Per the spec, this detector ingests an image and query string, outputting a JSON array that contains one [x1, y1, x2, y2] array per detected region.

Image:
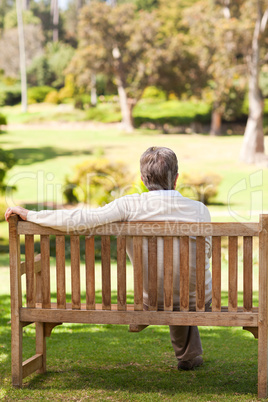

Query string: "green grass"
[[0, 262, 260, 401], [0, 109, 266, 399]]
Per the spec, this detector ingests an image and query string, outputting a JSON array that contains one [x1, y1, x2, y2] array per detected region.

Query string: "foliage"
[[0, 113, 7, 131], [142, 86, 167, 100], [183, 0, 248, 121], [86, 103, 122, 123], [74, 94, 91, 110], [0, 197, 7, 221], [178, 172, 222, 205], [0, 83, 21, 106], [0, 148, 16, 194], [0, 25, 44, 78], [63, 158, 134, 206], [133, 99, 211, 127], [44, 90, 60, 104], [27, 42, 75, 88], [4, 8, 41, 28], [27, 86, 54, 104], [58, 74, 75, 102]]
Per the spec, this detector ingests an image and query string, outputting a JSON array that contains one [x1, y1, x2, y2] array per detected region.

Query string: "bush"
[[86, 103, 121, 123], [44, 90, 60, 104], [27, 86, 54, 103], [0, 149, 17, 194], [0, 85, 21, 106], [58, 74, 75, 102], [178, 172, 222, 205], [0, 197, 7, 222], [0, 113, 7, 131], [63, 158, 133, 206], [133, 100, 211, 127], [142, 86, 166, 100], [74, 94, 91, 110]]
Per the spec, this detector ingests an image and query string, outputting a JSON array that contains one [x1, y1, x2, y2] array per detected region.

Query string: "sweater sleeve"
[[27, 198, 127, 232]]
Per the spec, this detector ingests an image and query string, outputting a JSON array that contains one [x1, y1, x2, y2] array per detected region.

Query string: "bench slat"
[[243, 236, 253, 312], [17, 220, 260, 237], [85, 236, 95, 310], [56, 236, 66, 309], [133, 236, 143, 311], [164, 237, 173, 311], [40, 235, 50, 309], [101, 236, 111, 310], [228, 236, 238, 312], [25, 235, 35, 308], [196, 237, 206, 312], [70, 235, 81, 310], [20, 307, 259, 327], [117, 236, 126, 311], [148, 237, 158, 311], [212, 236, 221, 312], [180, 236, 189, 311]]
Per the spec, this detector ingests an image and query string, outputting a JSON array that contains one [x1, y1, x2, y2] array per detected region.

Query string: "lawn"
[[0, 118, 267, 400]]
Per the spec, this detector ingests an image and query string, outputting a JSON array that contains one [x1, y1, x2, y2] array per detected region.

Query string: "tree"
[[184, 0, 247, 135], [50, 0, 59, 42], [16, 0, 28, 112], [240, 0, 268, 164], [69, 3, 160, 131], [0, 24, 44, 78]]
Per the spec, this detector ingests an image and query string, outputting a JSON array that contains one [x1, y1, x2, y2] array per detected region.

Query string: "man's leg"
[[169, 325, 203, 369]]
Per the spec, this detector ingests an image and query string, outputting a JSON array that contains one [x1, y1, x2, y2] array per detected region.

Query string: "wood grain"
[[164, 237, 173, 311], [85, 236, 95, 310]]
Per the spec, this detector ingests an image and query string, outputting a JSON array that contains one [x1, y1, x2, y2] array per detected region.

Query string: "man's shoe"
[[177, 356, 203, 371]]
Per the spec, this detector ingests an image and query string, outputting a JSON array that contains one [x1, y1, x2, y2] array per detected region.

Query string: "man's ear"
[[141, 175, 144, 183], [174, 173, 179, 189]]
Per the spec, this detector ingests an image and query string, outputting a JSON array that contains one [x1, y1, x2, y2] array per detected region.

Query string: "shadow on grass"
[[23, 325, 258, 398], [12, 146, 91, 166]]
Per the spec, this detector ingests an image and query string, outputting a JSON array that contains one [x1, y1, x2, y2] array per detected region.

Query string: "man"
[[5, 146, 212, 370]]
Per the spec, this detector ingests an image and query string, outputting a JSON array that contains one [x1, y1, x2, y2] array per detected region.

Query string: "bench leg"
[[11, 321, 23, 387], [36, 322, 46, 374]]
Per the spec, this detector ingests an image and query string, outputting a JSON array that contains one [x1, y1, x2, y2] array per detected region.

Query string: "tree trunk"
[[210, 109, 222, 136], [117, 80, 134, 132], [51, 0, 59, 42], [240, 1, 266, 164], [22, 0, 30, 10], [112, 46, 134, 132], [16, 0, 27, 113], [91, 74, 97, 106]]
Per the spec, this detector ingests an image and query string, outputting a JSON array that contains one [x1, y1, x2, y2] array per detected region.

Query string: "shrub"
[[0, 113, 7, 132], [58, 74, 75, 102], [27, 86, 54, 103], [0, 149, 17, 194], [178, 172, 222, 205], [86, 103, 121, 123], [74, 94, 91, 110], [0, 85, 21, 106], [0, 197, 7, 222], [133, 100, 211, 127], [142, 86, 166, 100], [63, 158, 133, 206], [44, 90, 60, 104]]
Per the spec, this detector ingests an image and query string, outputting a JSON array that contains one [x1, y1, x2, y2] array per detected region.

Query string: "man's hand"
[[5, 206, 29, 222]]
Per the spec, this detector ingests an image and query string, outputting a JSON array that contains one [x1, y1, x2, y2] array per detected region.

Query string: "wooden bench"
[[8, 214, 268, 398]]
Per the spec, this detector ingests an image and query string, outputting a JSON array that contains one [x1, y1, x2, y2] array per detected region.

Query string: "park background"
[[0, 0, 268, 400]]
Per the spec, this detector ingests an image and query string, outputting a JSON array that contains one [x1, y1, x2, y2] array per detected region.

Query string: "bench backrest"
[[9, 214, 268, 322]]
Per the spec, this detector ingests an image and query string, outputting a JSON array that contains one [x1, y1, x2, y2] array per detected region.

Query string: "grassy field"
[[0, 116, 267, 400]]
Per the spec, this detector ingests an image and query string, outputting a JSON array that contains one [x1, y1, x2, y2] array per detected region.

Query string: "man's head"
[[140, 147, 178, 191]]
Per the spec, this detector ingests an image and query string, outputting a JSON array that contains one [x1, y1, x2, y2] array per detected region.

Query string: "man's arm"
[[5, 198, 127, 232]]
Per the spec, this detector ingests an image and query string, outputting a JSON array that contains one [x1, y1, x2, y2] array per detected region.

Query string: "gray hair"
[[140, 147, 178, 191]]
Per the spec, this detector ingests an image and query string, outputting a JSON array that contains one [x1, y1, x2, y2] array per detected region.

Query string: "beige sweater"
[[27, 190, 212, 309]]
